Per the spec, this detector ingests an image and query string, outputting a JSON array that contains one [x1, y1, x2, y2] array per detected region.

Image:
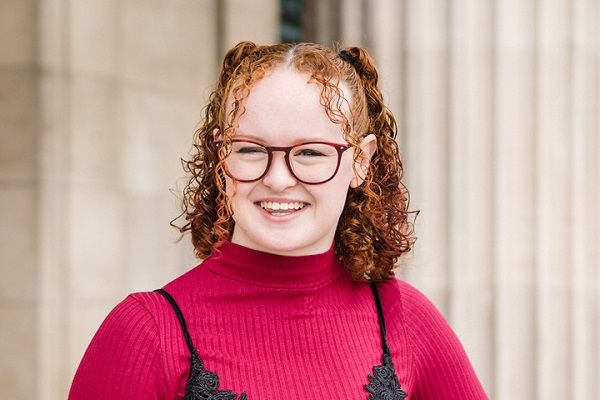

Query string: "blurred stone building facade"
[[1, 1, 598, 399]]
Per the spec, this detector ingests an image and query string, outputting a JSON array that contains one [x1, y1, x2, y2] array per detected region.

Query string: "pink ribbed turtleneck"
[[69, 241, 488, 399]]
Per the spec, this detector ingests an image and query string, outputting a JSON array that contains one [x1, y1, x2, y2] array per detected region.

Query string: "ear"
[[350, 134, 377, 188]]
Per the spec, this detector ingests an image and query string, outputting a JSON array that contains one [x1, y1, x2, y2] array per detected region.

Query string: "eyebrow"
[[233, 133, 341, 144]]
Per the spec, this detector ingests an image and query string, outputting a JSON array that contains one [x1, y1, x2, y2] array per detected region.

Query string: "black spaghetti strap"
[[369, 282, 391, 356], [365, 282, 408, 399], [154, 288, 196, 356], [153, 285, 402, 399], [154, 288, 249, 400]]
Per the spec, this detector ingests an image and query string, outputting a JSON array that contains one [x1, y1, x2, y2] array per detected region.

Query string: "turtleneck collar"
[[202, 240, 345, 289]]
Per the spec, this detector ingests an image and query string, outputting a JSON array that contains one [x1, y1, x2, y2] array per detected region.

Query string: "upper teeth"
[[259, 201, 305, 210]]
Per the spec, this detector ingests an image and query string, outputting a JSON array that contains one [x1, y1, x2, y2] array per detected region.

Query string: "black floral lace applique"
[[184, 349, 247, 400], [157, 285, 408, 400], [364, 352, 408, 400], [153, 289, 247, 400]]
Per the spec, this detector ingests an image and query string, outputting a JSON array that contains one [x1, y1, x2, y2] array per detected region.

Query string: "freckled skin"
[[226, 67, 375, 256]]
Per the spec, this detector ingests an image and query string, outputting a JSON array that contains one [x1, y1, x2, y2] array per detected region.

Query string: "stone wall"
[[1, 1, 599, 399]]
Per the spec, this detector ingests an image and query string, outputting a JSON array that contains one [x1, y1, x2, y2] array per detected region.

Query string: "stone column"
[[403, 0, 452, 315], [34, 1, 279, 398], [571, 0, 599, 398], [0, 1, 40, 398], [494, 1, 538, 398], [449, 0, 495, 392], [336, 1, 599, 399], [536, 0, 573, 397]]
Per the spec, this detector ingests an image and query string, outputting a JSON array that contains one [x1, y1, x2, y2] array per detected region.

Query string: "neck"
[[202, 240, 345, 289]]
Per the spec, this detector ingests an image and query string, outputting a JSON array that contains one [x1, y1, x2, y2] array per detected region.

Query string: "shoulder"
[[95, 262, 214, 345], [374, 278, 454, 351], [376, 277, 440, 320], [97, 291, 179, 335], [377, 278, 460, 351], [93, 293, 164, 342], [86, 291, 181, 361], [377, 278, 489, 398], [69, 293, 171, 399]]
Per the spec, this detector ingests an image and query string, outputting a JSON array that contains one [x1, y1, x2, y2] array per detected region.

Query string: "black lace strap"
[[365, 282, 408, 399], [154, 289, 249, 400], [369, 282, 391, 356], [154, 289, 196, 356]]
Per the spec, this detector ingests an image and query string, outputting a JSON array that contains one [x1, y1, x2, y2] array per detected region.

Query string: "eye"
[[294, 148, 326, 157], [236, 146, 267, 154]]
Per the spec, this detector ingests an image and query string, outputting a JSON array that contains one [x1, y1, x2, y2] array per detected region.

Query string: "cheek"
[[225, 178, 246, 215], [313, 175, 352, 213]]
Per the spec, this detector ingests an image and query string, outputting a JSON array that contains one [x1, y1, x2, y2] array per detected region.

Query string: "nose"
[[261, 152, 297, 191]]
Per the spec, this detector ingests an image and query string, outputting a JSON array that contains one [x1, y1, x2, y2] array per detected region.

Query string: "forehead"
[[232, 67, 351, 144]]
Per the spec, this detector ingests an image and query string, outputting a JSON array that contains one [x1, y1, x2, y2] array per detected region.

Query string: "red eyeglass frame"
[[216, 139, 351, 184]]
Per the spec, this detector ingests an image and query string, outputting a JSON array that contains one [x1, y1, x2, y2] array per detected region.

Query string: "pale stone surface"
[[494, 1, 538, 399], [117, 85, 204, 289], [0, 187, 38, 301], [69, 75, 120, 187], [67, 298, 121, 379], [449, 0, 495, 392], [402, 0, 451, 313], [70, 0, 120, 77], [572, 2, 600, 398], [0, 4, 40, 400], [37, 151, 71, 400], [121, 0, 218, 97], [0, 304, 37, 399], [536, 1, 573, 397], [123, 191, 195, 293], [68, 187, 126, 300], [118, 85, 202, 196], [0, 68, 39, 182], [366, 0, 404, 120], [223, 0, 279, 49], [0, 0, 38, 66], [39, 0, 69, 71], [340, 0, 365, 47], [0, 0, 597, 399]]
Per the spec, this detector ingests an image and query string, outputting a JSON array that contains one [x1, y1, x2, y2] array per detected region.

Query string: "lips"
[[254, 200, 310, 217], [258, 201, 306, 211]]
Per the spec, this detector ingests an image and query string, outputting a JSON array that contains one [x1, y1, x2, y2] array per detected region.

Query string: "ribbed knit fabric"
[[69, 241, 488, 399]]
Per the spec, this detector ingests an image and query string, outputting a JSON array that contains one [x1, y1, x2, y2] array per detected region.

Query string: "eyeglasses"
[[217, 139, 351, 184]]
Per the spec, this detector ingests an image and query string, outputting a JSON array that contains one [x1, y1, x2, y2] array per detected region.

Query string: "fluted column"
[[403, 0, 451, 313], [222, 0, 279, 50], [449, 0, 495, 393], [0, 0, 40, 398], [365, 0, 404, 124], [571, 1, 599, 399], [340, 0, 365, 47], [37, 0, 71, 397], [536, 0, 573, 397], [494, 1, 538, 398], [34, 1, 279, 399], [3, 1, 599, 399]]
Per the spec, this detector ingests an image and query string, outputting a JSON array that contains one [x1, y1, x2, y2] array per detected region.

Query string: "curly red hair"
[[173, 41, 417, 282]]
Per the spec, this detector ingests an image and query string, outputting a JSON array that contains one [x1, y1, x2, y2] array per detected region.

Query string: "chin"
[[255, 237, 314, 256], [234, 226, 326, 256], [266, 233, 336, 256]]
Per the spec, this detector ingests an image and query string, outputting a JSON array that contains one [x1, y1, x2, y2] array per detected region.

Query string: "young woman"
[[69, 41, 488, 399]]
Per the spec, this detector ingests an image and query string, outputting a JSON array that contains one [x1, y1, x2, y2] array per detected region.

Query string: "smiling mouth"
[[256, 201, 308, 216]]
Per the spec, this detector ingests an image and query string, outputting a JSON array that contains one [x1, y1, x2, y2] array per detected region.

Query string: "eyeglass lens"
[[224, 141, 341, 183]]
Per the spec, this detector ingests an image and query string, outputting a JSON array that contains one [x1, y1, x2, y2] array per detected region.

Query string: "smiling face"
[[223, 67, 374, 256]]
